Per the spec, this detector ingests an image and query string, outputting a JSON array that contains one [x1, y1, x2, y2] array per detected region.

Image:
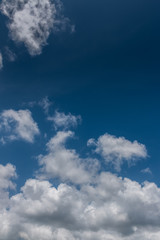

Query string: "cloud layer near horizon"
[[1, 165, 160, 240], [0, 107, 159, 240]]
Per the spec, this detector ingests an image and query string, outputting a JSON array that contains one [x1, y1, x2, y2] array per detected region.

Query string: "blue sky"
[[0, 0, 160, 239]]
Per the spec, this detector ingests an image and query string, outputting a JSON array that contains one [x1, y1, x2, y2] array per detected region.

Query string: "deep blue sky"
[[0, 0, 160, 186], [1, 1, 160, 239]]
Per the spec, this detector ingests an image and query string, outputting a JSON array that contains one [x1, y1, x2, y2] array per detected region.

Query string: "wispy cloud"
[[0, 109, 40, 143], [48, 110, 82, 130], [141, 167, 152, 174], [88, 133, 147, 171], [4, 47, 16, 62], [0, 52, 3, 70], [38, 96, 52, 115]]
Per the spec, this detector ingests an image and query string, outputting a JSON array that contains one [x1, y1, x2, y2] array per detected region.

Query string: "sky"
[[0, 0, 160, 239]]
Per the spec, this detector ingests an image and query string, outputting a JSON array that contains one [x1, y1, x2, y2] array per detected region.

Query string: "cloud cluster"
[[0, 109, 40, 143], [0, 0, 69, 56], [1, 171, 160, 239], [88, 133, 147, 171], [0, 107, 159, 240]]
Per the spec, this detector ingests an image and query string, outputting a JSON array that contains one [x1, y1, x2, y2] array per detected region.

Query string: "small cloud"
[[0, 52, 3, 70], [88, 133, 147, 171], [141, 167, 152, 175], [38, 96, 52, 115], [48, 110, 82, 130], [0, 109, 40, 143], [4, 47, 16, 62], [23, 97, 52, 114]]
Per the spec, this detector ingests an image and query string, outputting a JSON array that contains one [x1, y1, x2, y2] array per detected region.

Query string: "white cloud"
[[0, 163, 16, 211], [1, 173, 160, 239], [38, 131, 98, 184], [0, 109, 158, 240], [0, 0, 69, 56], [0, 52, 3, 70], [48, 111, 82, 130], [0, 163, 17, 190], [141, 167, 152, 174], [0, 109, 40, 143], [88, 133, 147, 171]]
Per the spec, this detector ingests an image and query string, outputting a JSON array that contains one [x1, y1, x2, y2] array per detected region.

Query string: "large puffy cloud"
[[0, 109, 40, 143], [88, 133, 147, 171], [1, 173, 160, 239], [0, 108, 158, 240], [0, 0, 69, 56], [38, 130, 99, 184]]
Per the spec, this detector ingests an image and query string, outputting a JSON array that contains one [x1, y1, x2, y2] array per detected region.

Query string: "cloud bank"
[[1, 169, 160, 239], [0, 108, 159, 240]]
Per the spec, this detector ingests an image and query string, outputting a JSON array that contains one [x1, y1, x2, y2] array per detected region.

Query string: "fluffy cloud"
[[88, 133, 147, 171], [1, 173, 160, 239], [0, 163, 17, 190], [0, 0, 69, 56], [0, 163, 16, 210], [38, 130, 98, 184], [0, 109, 40, 143], [48, 111, 82, 130], [0, 52, 3, 70], [0, 108, 158, 240]]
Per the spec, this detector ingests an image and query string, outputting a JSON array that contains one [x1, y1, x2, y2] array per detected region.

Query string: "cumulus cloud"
[[0, 52, 3, 69], [38, 130, 99, 184], [0, 108, 158, 240], [48, 110, 82, 130], [0, 163, 16, 210], [0, 163, 17, 190], [1, 173, 160, 239], [0, 109, 40, 143], [88, 133, 147, 171], [0, 0, 70, 56]]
